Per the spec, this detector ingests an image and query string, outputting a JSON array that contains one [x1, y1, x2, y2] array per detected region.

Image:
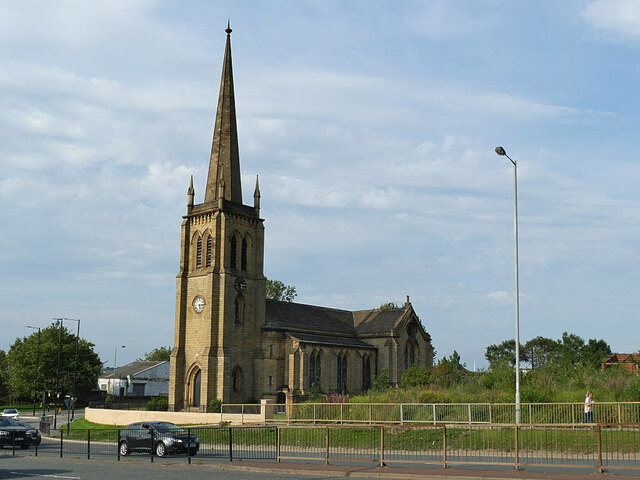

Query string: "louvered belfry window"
[[196, 237, 203, 268], [206, 236, 212, 267]]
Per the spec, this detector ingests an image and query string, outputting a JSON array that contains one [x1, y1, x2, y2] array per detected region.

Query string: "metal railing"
[[7, 423, 639, 474], [277, 402, 640, 425]]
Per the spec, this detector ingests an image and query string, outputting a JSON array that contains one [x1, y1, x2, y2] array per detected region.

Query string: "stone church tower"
[[169, 25, 266, 409]]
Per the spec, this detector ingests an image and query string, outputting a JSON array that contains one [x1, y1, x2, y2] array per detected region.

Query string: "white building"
[[98, 361, 169, 397]]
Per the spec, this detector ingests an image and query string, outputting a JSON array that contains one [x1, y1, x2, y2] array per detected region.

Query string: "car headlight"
[[0, 431, 9, 436]]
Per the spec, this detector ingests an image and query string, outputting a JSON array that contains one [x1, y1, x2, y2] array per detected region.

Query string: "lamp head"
[[495, 146, 506, 156]]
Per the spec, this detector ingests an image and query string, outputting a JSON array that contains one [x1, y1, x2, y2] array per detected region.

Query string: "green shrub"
[[400, 366, 432, 388], [207, 398, 222, 413], [146, 396, 168, 411], [372, 369, 390, 392]]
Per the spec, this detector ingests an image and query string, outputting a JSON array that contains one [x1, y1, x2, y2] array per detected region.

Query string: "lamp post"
[[114, 345, 126, 397], [494, 146, 521, 425], [52, 318, 63, 429], [25, 326, 41, 416], [52, 317, 80, 429], [62, 319, 80, 421]]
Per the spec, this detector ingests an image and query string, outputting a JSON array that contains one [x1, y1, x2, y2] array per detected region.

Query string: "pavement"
[[216, 460, 640, 479]]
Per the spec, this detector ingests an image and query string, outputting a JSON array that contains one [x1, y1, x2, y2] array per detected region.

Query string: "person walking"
[[584, 391, 594, 423]]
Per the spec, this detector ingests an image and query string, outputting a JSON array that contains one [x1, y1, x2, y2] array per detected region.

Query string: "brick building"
[[168, 25, 433, 410]]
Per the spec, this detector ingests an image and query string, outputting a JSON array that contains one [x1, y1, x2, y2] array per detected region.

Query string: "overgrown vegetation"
[[146, 395, 168, 411], [308, 332, 638, 405], [207, 398, 222, 413]]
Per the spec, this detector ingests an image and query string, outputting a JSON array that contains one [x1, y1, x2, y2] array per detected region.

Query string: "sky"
[[1, 0, 640, 370]]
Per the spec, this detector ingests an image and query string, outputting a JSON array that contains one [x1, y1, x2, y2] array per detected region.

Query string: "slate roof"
[[353, 308, 406, 335], [265, 299, 415, 342], [287, 332, 377, 349], [100, 361, 167, 379], [265, 299, 355, 335]]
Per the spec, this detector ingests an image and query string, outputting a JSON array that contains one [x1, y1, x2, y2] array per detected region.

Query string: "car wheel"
[[155, 442, 166, 457], [189, 447, 198, 456], [119, 441, 130, 456], [21, 444, 29, 449]]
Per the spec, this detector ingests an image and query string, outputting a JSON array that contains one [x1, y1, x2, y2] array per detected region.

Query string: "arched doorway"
[[192, 369, 201, 407]]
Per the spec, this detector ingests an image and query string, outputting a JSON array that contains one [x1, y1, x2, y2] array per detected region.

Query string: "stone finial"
[[187, 175, 195, 213], [253, 175, 261, 214], [406, 295, 410, 305], [226, 20, 232, 35]]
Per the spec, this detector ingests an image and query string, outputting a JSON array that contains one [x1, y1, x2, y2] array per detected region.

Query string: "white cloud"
[[407, 0, 497, 40], [583, 0, 640, 39]]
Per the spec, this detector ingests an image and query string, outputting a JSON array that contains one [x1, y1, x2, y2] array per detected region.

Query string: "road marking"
[[9, 472, 81, 479]]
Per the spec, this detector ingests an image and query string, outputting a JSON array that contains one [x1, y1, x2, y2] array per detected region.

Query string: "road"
[[0, 456, 325, 480]]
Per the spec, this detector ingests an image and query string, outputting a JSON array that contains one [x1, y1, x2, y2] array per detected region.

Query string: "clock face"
[[234, 277, 247, 293], [192, 296, 206, 313]]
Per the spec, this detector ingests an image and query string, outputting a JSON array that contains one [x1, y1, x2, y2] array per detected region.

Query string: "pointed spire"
[[204, 23, 242, 205], [187, 175, 195, 212], [253, 175, 261, 214]]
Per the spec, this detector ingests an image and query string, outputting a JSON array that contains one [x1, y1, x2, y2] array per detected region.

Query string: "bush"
[[401, 366, 432, 388], [105, 394, 112, 408], [146, 396, 168, 411], [372, 369, 390, 392], [207, 398, 222, 413]]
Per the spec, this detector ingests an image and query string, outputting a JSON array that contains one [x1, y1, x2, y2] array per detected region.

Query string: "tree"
[[266, 279, 297, 302], [485, 340, 529, 368], [138, 346, 172, 362], [432, 351, 466, 387], [558, 332, 586, 366], [6, 321, 102, 402], [524, 336, 560, 369], [0, 350, 8, 402], [581, 338, 612, 369]]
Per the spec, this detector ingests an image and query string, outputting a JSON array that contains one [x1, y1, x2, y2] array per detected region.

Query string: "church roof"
[[264, 299, 417, 341], [265, 299, 354, 335], [353, 308, 407, 335], [287, 332, 376, 349]]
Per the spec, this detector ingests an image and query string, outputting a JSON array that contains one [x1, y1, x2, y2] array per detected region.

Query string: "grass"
[[58, 419, 640, 454]]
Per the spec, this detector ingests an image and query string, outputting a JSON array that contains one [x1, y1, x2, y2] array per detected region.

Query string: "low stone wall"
[[85, 407, 264, 426]]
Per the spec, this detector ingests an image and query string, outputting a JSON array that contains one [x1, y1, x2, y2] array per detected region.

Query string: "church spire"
[[204, 22, 242, 204]]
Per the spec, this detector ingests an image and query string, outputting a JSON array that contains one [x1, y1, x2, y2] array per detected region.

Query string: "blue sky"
[[1, 0, 640, 370]]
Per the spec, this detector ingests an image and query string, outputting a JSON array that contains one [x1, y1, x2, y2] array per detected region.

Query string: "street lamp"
[[495, 146, 521, 425], [51, 317, 80, 429], [114, 345, 126, 397], [25, 326, 41, 416]]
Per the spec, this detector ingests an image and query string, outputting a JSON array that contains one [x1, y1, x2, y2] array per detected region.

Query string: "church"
[[168, 25, 434, 410]]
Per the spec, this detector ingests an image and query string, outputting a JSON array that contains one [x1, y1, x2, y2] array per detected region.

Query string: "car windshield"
[[152, 422, 184, 433], [3, 409, 18, 414], [0, 417, 18, 427]]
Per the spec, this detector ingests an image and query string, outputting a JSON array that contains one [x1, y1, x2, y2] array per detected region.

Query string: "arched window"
[[196, 237, 202, 268], [241, 237, 248, 271], [405, 341, 416, 369], [232, 366, 243, 392], [206, 235, 212, 267], [230, 235, 237, 269], [234, 295, 244, 324], [309, 350, 322, 389], [362, 354, 371, 391], [337, 351, 348, 393]]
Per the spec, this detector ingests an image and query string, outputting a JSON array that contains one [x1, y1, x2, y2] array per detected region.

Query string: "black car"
[[0, 417, 30, 449], [15, 421, 41, 446], [119, 422, 199, 457]]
